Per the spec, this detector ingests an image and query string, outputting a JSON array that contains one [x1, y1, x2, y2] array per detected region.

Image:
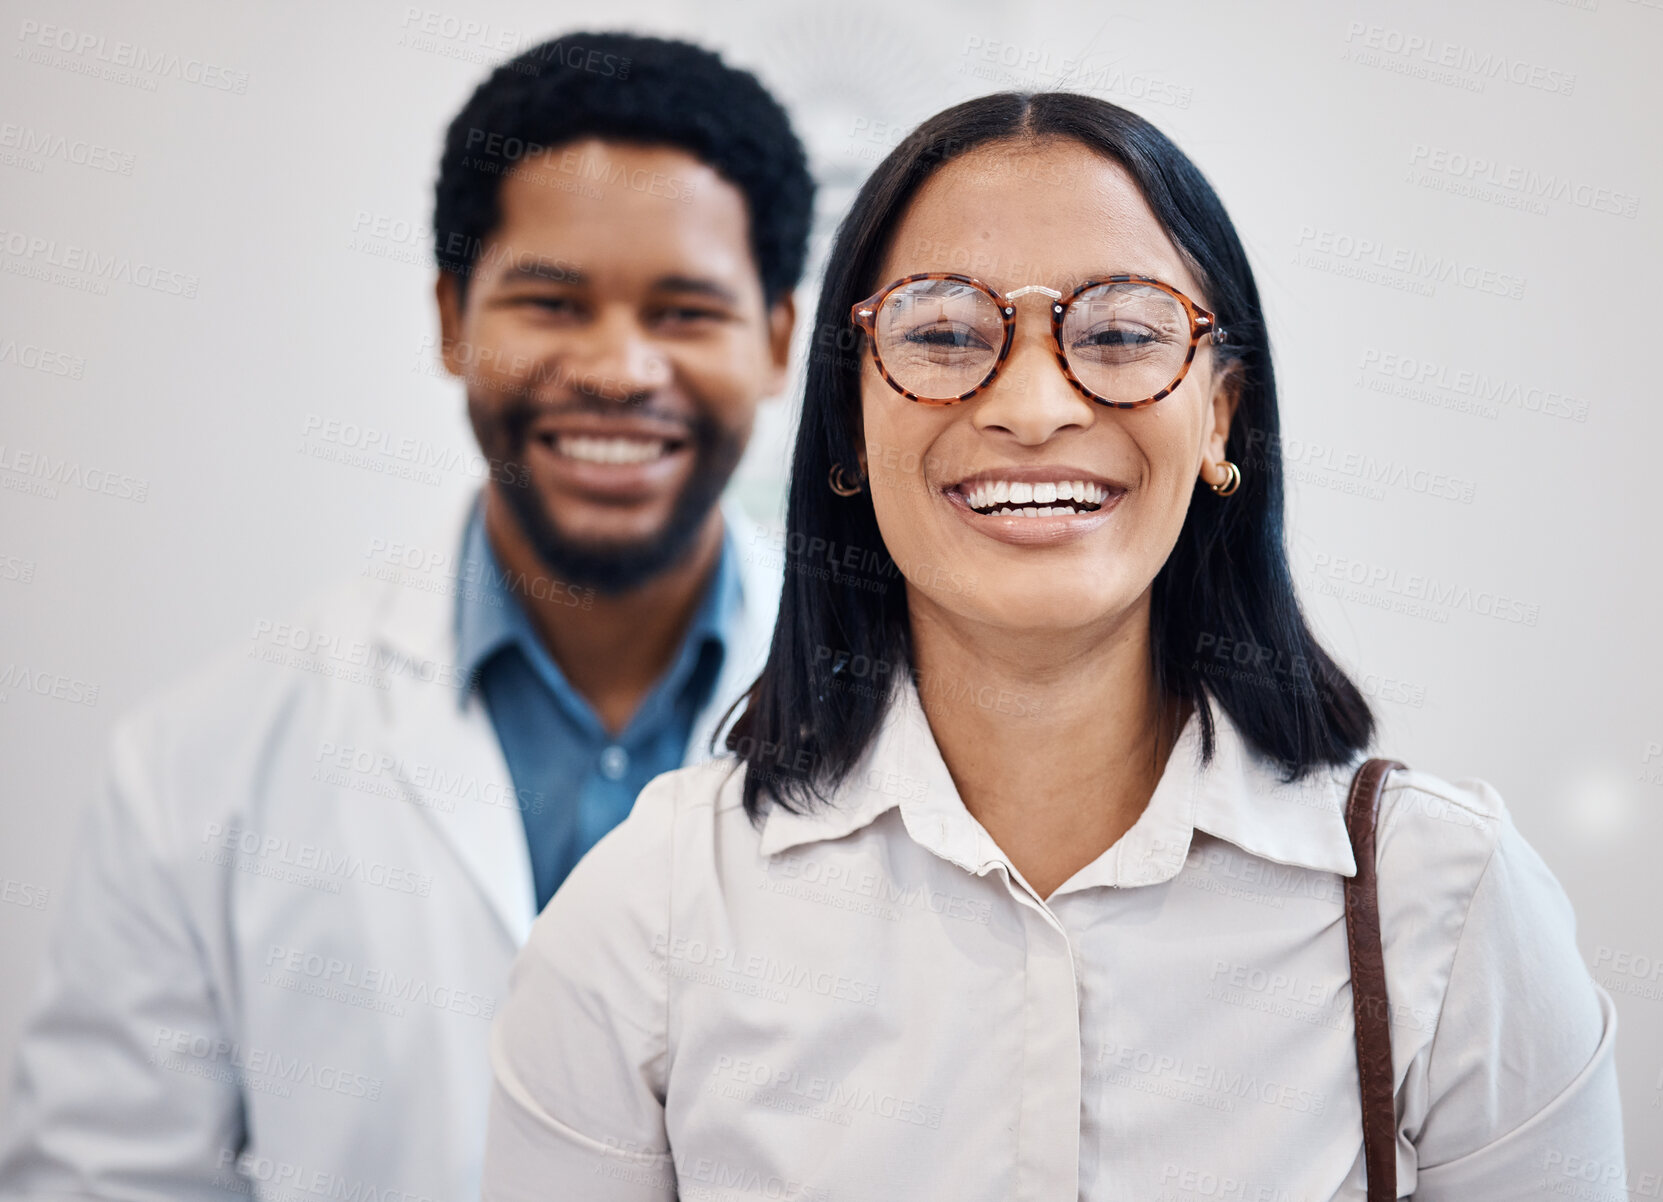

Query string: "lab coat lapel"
[[372, 493, 537, 948], [683, 497, 782, 768], [365, 491, 780, 943]]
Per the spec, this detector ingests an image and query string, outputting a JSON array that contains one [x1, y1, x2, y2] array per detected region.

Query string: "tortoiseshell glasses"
[[850, 272, 1227, 409]]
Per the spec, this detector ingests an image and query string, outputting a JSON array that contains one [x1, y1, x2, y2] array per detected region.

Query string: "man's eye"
[[656, 306, 727, 324], [498, 294, 583, 317]]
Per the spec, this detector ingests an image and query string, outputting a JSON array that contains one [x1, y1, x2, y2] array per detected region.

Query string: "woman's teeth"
[[553, 435, 670, 464], [963, 479, 1109, 516]]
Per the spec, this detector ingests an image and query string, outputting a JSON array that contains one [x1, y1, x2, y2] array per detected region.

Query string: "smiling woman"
[[481, 92, 1625, 1201], [739, 101, 1371, 884]]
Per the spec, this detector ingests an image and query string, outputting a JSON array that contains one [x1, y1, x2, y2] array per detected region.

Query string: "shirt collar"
[[452, 495, 739, 710], [756, 673, 1358, 886], [454, 495, 519, 693]]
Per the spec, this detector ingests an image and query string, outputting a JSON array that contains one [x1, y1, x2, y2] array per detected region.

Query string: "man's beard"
[[475, 395, 744, 597]]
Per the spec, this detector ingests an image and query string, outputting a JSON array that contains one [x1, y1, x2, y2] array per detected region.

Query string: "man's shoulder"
[[112, 569, 411, 766]]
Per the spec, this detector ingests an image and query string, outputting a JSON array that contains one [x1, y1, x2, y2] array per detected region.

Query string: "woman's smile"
[[939, 465, 1127, 546]]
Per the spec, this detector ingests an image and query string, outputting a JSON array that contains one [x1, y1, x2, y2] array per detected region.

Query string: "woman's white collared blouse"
[[482, 677, 1624, 1200]]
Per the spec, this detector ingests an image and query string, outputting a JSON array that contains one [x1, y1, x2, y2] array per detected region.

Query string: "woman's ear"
[[1202, 359, 1244, 475]]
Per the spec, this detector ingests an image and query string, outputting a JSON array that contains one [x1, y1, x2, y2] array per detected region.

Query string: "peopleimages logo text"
[[14, 20, 250, 92], [1410, 145, 1639, 219], [1294, 227, 1525, 299], [0, 229, 198, 298], [1342, 22, 1576, 95]]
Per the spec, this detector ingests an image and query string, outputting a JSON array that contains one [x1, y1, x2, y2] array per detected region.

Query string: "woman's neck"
[[907, 590, 1183, 902]]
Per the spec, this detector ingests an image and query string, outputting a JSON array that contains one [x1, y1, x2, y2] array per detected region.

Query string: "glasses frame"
[[849, 272, 1224, 409]]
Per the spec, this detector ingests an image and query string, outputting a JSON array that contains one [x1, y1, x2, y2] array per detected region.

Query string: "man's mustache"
[[459, 355, 670, 404], [492, 397, 716, 450]]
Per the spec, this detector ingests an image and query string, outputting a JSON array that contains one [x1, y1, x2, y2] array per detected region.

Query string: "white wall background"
[[2, 0, 1659, 1170]]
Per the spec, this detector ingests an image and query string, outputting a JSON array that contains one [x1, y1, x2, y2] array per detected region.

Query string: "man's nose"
[[561, 310, 672, 401]]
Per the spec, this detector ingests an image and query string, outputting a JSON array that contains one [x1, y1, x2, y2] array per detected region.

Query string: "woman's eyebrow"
[[912, 268, 1176, 293], [1047, 268, 1174, 290]]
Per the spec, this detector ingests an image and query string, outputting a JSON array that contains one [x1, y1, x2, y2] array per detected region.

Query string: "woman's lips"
[[941, 481, 1124, 545]]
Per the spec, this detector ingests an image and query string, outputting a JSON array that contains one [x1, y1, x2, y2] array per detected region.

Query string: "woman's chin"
[[918, 588, 1134, 636]]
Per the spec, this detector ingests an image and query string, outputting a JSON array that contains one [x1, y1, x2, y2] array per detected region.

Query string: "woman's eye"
[[905, 323, 987, 350], [1080, 324, 1160, 348]]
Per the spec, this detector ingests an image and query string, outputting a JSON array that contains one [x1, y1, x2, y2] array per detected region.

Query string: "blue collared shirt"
[[454, 497, 737, 912]]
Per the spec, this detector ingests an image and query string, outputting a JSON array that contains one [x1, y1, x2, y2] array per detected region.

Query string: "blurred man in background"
[[0, 31, 810, 1201]]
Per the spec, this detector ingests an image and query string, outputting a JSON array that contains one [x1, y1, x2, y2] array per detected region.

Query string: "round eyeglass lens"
[[873, 278, 1004, 400], [1060, 281, 1193, 403]]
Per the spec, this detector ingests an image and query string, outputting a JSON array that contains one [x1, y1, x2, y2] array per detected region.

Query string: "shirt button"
[[599, 745, 630, 780]]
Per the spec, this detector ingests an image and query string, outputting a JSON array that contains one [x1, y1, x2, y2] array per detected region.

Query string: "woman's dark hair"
[[433, 31, 814, 306], [725, 91, 1373, 822]]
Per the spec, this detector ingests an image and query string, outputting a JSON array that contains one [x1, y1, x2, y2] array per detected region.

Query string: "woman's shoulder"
[[1366, 763, 1618, 1166], [610, 756, 757, 858], [1367, 763, 1608, 1104], [1368, 761, 1568, 958], [525, 758, 752, 933], [1368, 762, 1588, 948], [510, 762, 744, 1025], [572, 755, 749, 852], [1372, 763, 1509, 883]]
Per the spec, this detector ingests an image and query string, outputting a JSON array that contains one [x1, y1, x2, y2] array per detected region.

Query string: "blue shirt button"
[[599, 745, 630, 780]]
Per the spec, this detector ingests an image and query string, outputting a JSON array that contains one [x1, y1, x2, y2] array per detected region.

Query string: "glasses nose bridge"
[[991, 283, 1066, 384], [999, 283, 1064, 326], [985, 289, 1085, 411], [1002, 284, 1063, 304]]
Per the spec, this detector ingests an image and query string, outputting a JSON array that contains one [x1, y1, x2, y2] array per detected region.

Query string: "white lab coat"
[[0, 492, 783, 1202]]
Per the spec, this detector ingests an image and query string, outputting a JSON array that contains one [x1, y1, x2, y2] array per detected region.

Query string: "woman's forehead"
[[878, 138, 1199, 299]]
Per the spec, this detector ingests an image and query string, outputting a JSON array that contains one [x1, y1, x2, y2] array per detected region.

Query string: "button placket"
[[1013, 896, 1083, 1201]]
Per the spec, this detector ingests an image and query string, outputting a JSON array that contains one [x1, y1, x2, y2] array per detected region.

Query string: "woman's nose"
[[969, 321, 1095, 444]]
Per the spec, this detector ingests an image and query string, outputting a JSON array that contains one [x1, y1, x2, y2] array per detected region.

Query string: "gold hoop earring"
[[829, 462, 864, 496], [1209, 460, 1241, 497]]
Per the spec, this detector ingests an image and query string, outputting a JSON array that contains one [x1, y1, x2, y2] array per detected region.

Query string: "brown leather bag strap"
[[1344, 757, 1405, 1201]]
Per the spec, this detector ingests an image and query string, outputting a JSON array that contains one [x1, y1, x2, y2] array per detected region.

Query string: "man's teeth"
[[553, 435, 669, 465], [963, 479, 1110, 515]]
